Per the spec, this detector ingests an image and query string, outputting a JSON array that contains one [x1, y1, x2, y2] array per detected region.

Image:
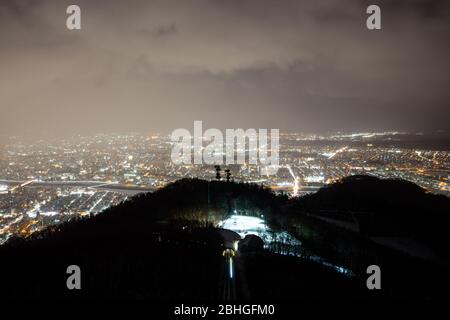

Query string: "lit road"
[[286, 164, 300, 197], [222, 249, 237, 300], [328, 146, 348, 159], [0, 179, 156, 194], [217, 228, 240, 300]]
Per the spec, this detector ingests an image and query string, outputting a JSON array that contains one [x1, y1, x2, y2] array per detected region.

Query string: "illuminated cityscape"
[[1, 131, 448, 245], [1, 0, 450, 306]]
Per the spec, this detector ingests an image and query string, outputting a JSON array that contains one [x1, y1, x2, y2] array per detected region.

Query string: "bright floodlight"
[[219, 215, 268, 238]]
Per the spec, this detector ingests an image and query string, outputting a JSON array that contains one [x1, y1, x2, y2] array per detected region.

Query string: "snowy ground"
[[219, 214, 353, 277]]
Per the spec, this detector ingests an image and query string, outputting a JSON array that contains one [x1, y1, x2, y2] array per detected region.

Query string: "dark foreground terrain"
[[0, 176, 449, 300]]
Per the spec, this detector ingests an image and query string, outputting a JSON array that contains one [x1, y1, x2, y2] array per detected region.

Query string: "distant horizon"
[[1, 128, 449, 141]]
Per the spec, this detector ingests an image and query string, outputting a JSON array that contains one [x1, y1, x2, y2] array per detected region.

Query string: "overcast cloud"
[[1, 0, 449, 139]]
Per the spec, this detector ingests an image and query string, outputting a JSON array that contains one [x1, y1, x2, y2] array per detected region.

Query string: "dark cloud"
[[0, 0, 449, 140], [153, 23, 178, 37]]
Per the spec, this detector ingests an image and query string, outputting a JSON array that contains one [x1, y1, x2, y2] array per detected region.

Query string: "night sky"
[[1, 0, 449, 139]]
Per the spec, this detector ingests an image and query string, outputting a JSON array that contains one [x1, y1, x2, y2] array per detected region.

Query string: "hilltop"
[[0, 176, 449, 300]]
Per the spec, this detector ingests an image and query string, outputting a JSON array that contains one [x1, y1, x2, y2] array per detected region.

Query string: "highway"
[[0, 179, 157, 195]]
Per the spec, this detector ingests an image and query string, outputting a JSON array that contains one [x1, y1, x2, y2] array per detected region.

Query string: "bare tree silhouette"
[[215, 165, 221, 180], [225, 169, 231, 182]]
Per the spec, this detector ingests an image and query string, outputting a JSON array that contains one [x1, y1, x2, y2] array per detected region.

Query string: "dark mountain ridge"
[[0, 176, 449, 300]]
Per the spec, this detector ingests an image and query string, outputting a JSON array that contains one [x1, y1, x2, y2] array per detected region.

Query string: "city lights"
[[0, 132, 449, 244]]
